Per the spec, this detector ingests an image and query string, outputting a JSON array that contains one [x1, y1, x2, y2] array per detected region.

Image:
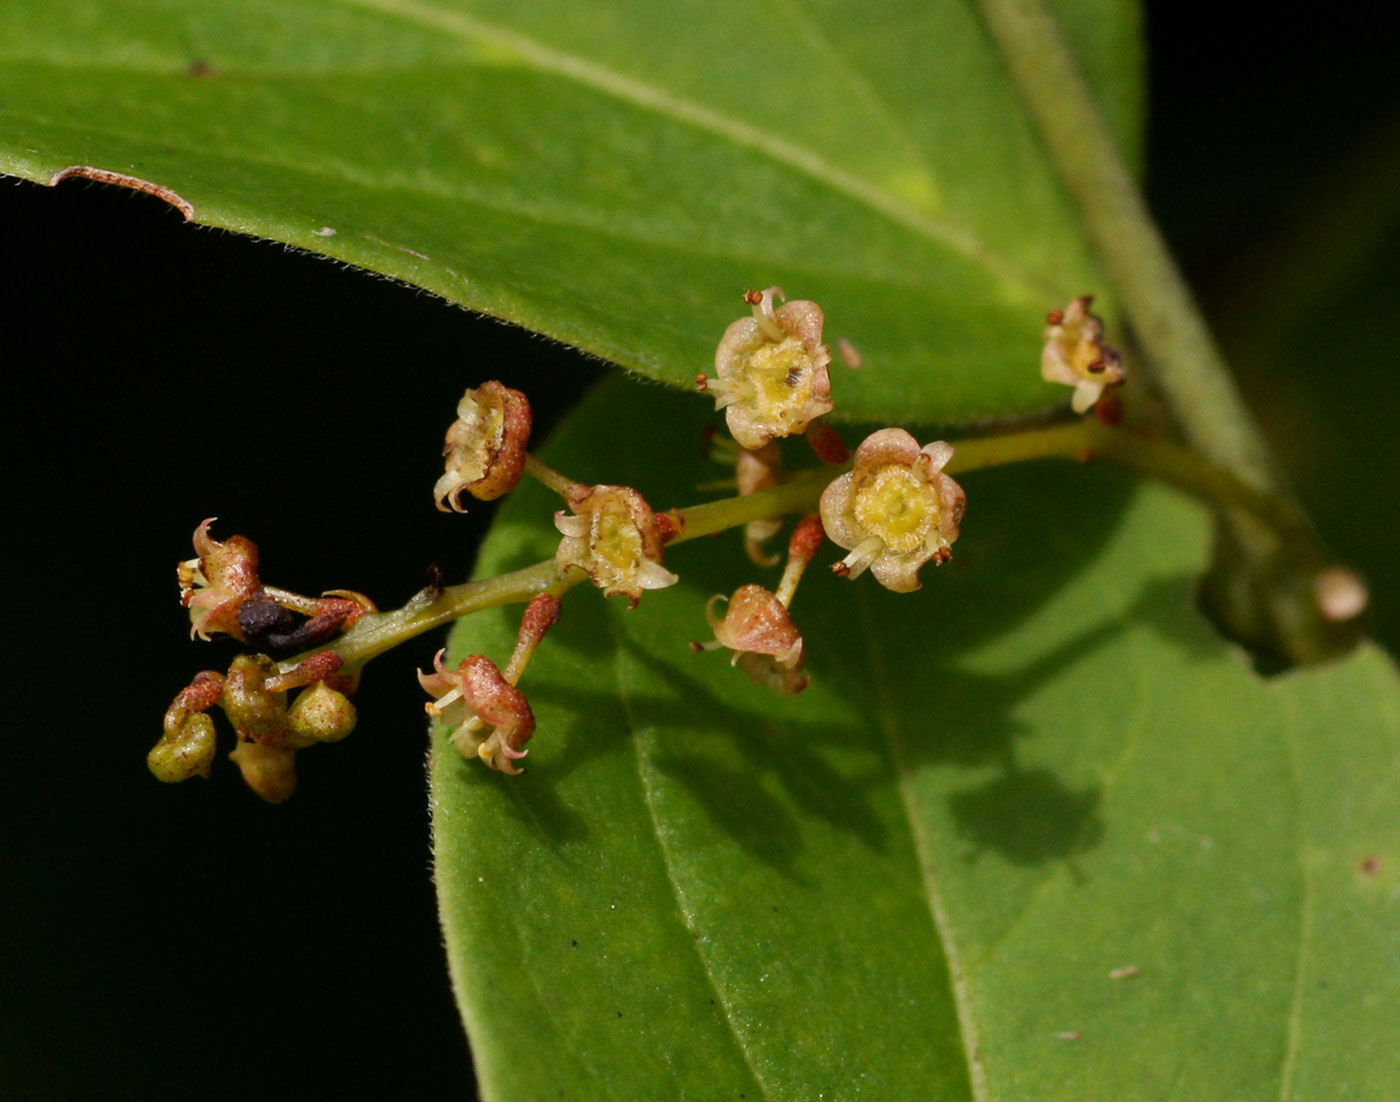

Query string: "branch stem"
[[971, 0, 1360, 662], [973, 0, 1283, 493], [282, 418, 1317, 678]]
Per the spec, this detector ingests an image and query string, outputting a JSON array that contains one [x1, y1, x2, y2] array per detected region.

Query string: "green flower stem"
[[281, 420, 1319, 679], [277, 560, 573, 676], [670, 465, 836, 545], [523, 453, 583, 498], [973, 0, 1282, 494], [949, 420, 1314, 545], [972, 0, 1353, 662]]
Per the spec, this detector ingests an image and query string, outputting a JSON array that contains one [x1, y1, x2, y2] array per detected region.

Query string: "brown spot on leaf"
[[50, 166, 195, 220]]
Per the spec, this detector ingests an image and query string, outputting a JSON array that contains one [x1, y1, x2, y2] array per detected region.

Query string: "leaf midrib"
[[856, 589, 985, 1101], [608, 619, 773, 1100]]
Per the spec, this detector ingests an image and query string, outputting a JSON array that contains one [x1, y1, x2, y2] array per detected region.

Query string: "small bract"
[[820, 429, 965, 593], [704, 287, 834, 449], [1041, 295, 1124, 413]]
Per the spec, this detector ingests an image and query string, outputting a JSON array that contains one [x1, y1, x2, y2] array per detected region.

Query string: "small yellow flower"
[[554, 484, 678, 606], [820, 429, 965, 592], [1041, 295, 1124, 413], [434, 381, 532, 512], [701, 287, 834, 449]]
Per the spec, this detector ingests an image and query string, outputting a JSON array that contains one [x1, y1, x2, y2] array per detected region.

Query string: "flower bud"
[[228, 739, 299, 804], [220, 654, 292, 747], [148, 712, 218, 783], [435, 381, 532, 512], [287, 682, 357, 745], [150, 670, 226, 783]]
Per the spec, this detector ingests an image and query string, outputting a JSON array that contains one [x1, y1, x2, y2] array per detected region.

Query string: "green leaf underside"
[[1, 0, 1137, 423], [433, 376, 1400, 1100]]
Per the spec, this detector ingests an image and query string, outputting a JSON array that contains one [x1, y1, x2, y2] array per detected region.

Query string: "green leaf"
[[433, 375, 1400, 1098], [0, 0, 1138, 422]]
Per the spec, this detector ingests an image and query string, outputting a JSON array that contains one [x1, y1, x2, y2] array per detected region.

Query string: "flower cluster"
[[151, 649, 358, 802], [156, 285, 1139, 796], [154, 523, 368, 800]]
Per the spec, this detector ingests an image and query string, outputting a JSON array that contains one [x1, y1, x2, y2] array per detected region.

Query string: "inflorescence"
[[146, 289, 1165, 800]]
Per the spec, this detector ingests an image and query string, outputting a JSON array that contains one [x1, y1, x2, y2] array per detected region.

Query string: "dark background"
[[5, 8, 1398, 1098]]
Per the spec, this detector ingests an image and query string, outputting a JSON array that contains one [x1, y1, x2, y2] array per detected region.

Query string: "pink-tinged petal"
[[852, 427, 921, 469], [869, 555, 923, 594], [1072, 379, 1105, 414], [921, 440, 955, 473], [818, 473, 864, 550]]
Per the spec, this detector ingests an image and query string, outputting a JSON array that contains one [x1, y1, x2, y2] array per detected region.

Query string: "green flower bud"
[[147, 713, 218, 783], [228, 739, 298, 804], [287, 682, 357, 745]]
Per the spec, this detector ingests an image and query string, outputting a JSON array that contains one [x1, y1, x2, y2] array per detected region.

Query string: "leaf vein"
[[856, 591, 986, 1102], [1276, 688, 1312, 1102], [328, 0, 1046, 297], [608, 629, 773, 1100]]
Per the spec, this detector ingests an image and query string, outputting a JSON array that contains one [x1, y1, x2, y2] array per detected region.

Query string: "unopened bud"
[[148, 713, 218, 783], [287, 682, 357, 745], [229, 739, 299, 804], [221, 654, 291, 747]]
